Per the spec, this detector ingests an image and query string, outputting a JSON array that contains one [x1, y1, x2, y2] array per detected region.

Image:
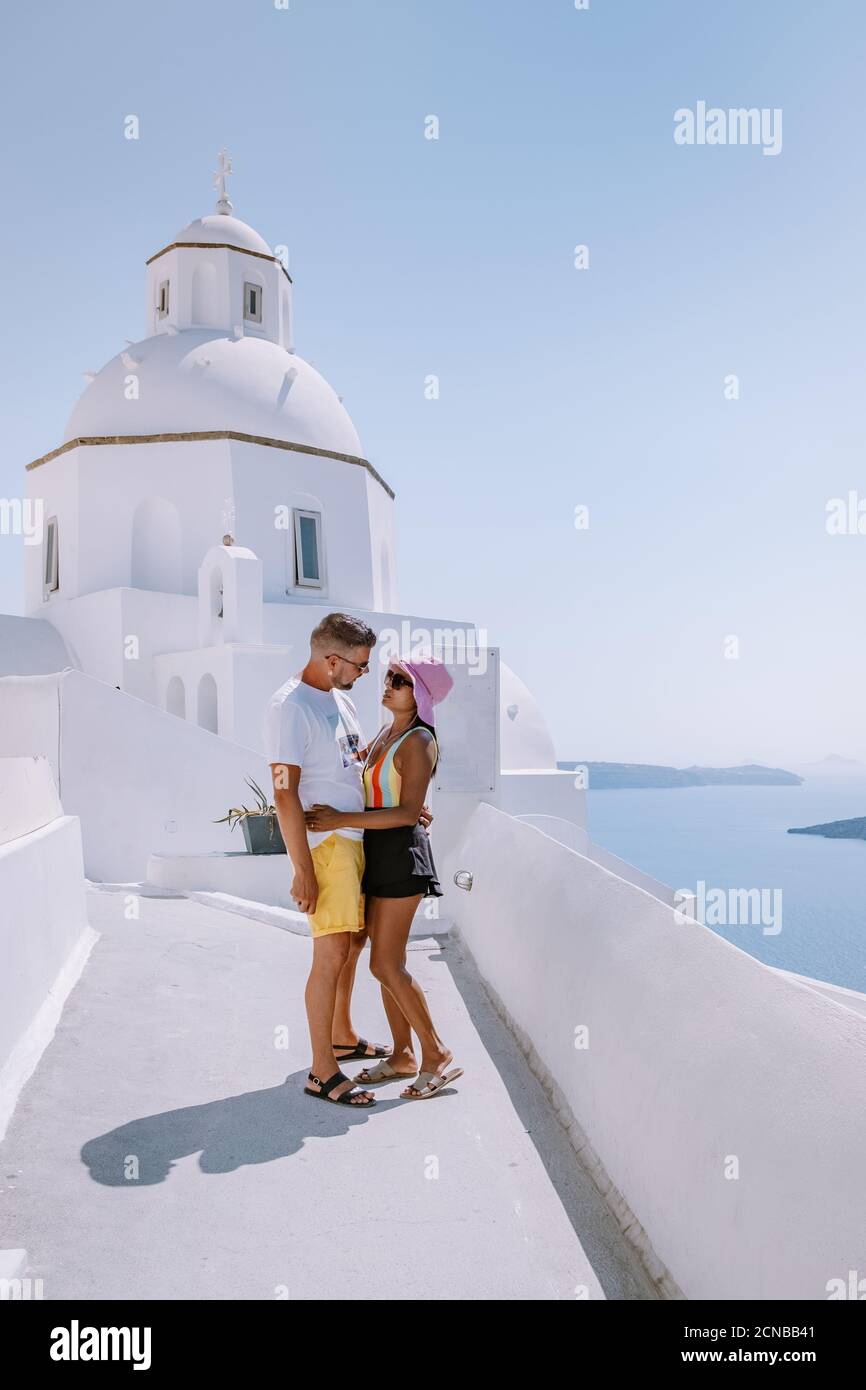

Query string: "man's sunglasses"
[[328, 653, 370, 674], [384, 669, 414, 690]]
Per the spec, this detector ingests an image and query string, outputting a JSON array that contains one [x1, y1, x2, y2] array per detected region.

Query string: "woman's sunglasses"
[[384, 669, 414, 690]]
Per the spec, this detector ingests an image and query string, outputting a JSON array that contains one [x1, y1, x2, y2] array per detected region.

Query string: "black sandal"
[[332, 1036, 389, 1062], [304, 1070, 376, 1106]]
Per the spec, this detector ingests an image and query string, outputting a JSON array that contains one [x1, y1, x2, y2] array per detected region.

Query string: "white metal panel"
[[434, 648, 499, 794]]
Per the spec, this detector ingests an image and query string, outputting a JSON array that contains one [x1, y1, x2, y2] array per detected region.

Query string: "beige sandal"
[[401, 1067, 464, 1099], [355, 1059, 416, 1084]]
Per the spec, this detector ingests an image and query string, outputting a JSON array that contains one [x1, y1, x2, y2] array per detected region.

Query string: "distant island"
[[790, 754, 866, 774], [788, 817, 866, 841], [556, 761, 804, 790]]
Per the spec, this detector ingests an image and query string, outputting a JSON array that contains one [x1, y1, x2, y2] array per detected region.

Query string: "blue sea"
[[586, 776, 866, 994]]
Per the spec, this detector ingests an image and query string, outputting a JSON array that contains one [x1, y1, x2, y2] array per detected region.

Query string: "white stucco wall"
[[0, 758, 91, 1137], [228, 437, 390, 608], [26, 440, 233, 610], [0, 670, 273, 881], [23, 445, 81, 610], [366, 467, 398, 611], [451, 801, 866, 1300], [140, 239, 289, 347], [0, 674, 63, 783], [154, 643, 293, 747], [26, 435, 395, 620], [32, 588, 197, 701], [0, 816, 89, 1072]]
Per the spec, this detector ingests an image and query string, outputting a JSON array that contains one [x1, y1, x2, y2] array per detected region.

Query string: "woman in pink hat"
[[305, 656, 463, 1099]]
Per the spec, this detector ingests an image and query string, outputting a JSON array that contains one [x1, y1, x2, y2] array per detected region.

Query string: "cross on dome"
[[213, 150, 233, 215]]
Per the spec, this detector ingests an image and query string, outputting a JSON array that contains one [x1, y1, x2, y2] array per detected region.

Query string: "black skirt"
[[362, 823, 444, 899]]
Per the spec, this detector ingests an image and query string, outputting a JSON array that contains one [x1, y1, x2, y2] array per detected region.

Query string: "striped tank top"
[[363, 725, 438, 808]]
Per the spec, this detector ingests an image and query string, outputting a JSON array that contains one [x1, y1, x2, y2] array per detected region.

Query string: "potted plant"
[[214, 776, 286, 854]]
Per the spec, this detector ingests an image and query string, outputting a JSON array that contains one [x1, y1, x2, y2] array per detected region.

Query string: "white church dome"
[[170, 213, 273, 257], [65, 158, 364, 459], [64, 331, 363, 457]]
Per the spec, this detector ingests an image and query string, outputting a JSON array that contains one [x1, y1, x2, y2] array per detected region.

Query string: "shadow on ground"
[[80, 1073, 413, 1186]]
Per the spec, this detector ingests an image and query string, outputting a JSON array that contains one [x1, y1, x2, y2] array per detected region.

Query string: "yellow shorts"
[[307, 832, 365, 938]]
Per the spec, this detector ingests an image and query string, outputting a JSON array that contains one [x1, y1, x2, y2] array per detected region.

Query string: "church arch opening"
[[130, 497, 183, 593], [197, 673, 218, 734], [191, 260, 219, 326], [166, 676, 186, 719]]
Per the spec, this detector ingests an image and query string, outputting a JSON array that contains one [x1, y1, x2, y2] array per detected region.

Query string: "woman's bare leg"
[[366, 894, 453, 1091], [380, 974, 415, 1062], [355, 898, 416, 1079]]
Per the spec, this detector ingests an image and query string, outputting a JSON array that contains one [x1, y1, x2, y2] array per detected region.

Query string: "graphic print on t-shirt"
[[338, 731, 362, 767], [324, 707, 363, 769]]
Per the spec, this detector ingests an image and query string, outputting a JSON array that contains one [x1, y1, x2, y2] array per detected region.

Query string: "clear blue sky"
[[2, 1, 865, 766]]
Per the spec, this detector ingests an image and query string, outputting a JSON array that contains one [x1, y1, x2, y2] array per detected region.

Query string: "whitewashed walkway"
[[0, 890, 656, 1300]]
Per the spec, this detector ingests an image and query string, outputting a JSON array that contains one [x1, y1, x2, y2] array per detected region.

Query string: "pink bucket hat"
[[397, 656, 454, 727]]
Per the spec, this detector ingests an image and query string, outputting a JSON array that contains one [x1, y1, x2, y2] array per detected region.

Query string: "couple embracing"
[[265, 612, 463, 1108]]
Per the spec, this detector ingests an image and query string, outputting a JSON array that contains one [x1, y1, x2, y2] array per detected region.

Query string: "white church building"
[[26, 166, 423, 746], [18, 158, 570, 799], [1, 160, 864, 1303]]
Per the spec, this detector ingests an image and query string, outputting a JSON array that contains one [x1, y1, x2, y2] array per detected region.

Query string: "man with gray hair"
[[266, 613, 389, 1106]]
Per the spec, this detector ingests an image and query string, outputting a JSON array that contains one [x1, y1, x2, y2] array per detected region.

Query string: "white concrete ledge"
[[0, 923, 98, 1143], [0, 814, 93, 1141], [0, 756, 62, 846], [185, 889, 310, 934], [451, 801, 866, 1301], [773, 967, 866, 1019], [147, 849, 296, 907]]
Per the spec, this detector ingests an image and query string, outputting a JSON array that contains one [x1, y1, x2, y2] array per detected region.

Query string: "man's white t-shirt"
[[264, 675, 365, 848]]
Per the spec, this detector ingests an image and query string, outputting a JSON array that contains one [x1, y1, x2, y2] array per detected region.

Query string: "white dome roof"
[[65, 330, 362, 457], [169, 213, 273, 257], [500, 661, 558, 770]]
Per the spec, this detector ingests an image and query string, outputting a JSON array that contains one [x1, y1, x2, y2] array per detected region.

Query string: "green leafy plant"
[[214, 776, 276, 833]]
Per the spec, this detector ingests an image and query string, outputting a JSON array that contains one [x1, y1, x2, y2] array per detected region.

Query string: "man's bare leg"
[[332, 928, 366, 1045], [305, 931, 373, 1103], [332, 928, 392, 1061]]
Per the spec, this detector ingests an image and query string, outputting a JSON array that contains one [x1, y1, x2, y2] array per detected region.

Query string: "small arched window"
[[43, 516, 59, 599], [294, 509, 322, 587], [244, 281, 263, 323]]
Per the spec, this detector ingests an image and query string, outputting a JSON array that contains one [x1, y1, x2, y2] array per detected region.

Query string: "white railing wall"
[[450, 801, 866, 1300], [0, 757, 92, 1139]]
